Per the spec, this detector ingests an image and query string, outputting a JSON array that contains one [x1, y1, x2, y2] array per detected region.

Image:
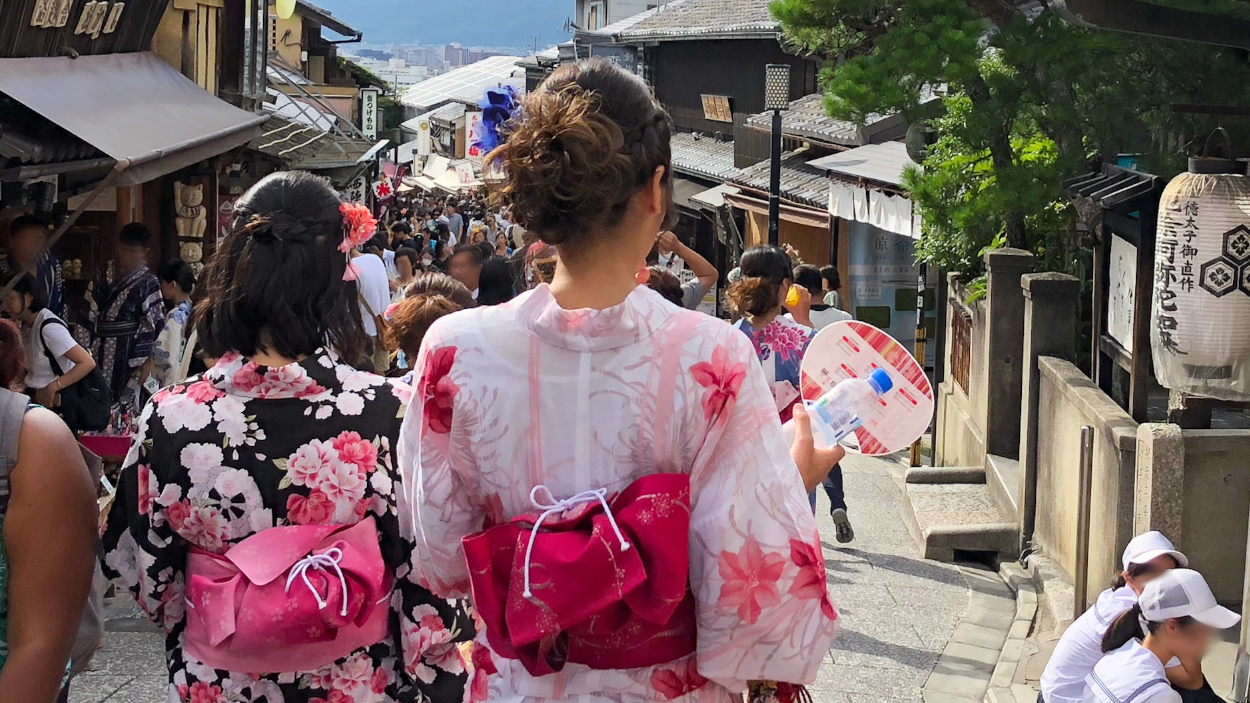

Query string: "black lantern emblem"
[[1199, 225, 1250, 297]]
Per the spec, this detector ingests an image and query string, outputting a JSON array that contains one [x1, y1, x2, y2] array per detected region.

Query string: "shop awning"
[[691, 183, 740, 210], [672, 176, 710, 212], [0, 52, 267, 187], [724, 190, 830, 229]]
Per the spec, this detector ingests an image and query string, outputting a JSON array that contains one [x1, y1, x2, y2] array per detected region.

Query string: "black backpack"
[[37, 317, 110, 433]]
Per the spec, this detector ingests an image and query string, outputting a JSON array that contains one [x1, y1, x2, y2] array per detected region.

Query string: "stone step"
[[985, 454, 1020, 522], [906, 466, 986, 484], [903, 482, 1019, 562]]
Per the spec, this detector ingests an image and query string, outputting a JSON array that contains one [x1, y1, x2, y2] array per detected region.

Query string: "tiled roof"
[[730, 151, 828, 209], [747, 90, 942, 147], [745, 94, 865, 147], [579, 1, 688, 39], [619, 0, 778, 41], [670, 132, 737, 181]]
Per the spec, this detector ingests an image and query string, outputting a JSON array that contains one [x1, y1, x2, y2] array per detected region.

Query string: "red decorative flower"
[[332, 431, 378, 474], [187, 682, 226, 703], [185, 380, 224, 404], [339, 202, 378, 253], [690, 345, 747, 423], [650, 658, 709, 700], [789, 538, 838, 621], [717, 538, 786, 625], [417, 346, 458, 435], [286, 490, 333, 525]]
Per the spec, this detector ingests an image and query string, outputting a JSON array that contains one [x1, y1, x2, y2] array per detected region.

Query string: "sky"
[[311, 0, 572, 50]]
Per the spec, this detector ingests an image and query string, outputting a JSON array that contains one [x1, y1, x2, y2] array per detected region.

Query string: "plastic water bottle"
[[782, 369, 894, 448]]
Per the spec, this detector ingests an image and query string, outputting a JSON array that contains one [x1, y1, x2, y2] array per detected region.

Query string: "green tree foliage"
[[771, 0, 1250, 273]]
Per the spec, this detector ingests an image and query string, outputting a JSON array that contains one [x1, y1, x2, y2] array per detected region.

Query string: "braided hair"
[[487, 58, 676, 249], [195, 171, 367, 364]]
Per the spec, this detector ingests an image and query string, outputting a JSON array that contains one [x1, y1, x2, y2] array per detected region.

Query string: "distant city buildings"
[[341, 42, 524, 92]]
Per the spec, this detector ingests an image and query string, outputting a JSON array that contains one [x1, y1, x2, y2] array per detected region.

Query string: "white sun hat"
[[1122, 531, 1189, 570], [1140, 568, 1241, 630]]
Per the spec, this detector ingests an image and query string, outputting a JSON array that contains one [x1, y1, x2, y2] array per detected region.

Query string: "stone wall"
[[935, 278, 987, 469], [1034, 357, 1139, 610], [1136, 426, 1250, 604]]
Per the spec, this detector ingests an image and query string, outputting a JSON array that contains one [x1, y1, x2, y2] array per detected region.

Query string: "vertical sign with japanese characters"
[[1154, 197, 1195, 359], [360, 88, 380, 140]]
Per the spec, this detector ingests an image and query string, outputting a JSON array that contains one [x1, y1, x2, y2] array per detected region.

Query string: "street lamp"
[[764, 64, 790, 247]]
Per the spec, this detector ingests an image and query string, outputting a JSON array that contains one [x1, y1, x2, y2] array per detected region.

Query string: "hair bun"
[[487, 59, 672, 248]]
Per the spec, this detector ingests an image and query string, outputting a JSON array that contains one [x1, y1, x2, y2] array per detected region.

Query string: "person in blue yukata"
[[2, 215, 65, 320], [85, 223, 165, 406]]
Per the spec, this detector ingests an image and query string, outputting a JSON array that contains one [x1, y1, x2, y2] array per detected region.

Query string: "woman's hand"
[[790, 404, 845, 492], [33, 383, 57, 409]]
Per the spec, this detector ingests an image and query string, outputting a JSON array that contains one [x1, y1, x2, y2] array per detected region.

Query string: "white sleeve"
[[40, 319, 78, 358]]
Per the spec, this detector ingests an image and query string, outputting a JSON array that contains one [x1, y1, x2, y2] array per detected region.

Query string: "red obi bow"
[[463, 473, 697, 677]]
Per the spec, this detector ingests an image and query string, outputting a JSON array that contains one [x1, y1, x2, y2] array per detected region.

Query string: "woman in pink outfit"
[[399, 59, 842, 703]]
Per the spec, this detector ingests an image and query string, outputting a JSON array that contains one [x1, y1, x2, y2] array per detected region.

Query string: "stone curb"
[[921, 565, 1017, 703], [984, 562, 1040, 703]]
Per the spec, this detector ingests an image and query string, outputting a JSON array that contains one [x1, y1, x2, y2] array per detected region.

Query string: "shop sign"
[[1107, 234, 1137, 354], [343, 176, 367, 204], [30, 0, 73, 27], [465, 112, 484, 161], [455, 163, 475, 185], [414, 116, 432, 156], [360, 88, 380, 140], [701, 95, 733, 123]]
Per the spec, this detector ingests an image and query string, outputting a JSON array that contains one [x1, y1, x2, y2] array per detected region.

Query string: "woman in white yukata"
[[399, 58, 843, 703]]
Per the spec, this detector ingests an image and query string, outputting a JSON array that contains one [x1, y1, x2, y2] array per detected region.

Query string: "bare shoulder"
[[13, 407, 89, 490]]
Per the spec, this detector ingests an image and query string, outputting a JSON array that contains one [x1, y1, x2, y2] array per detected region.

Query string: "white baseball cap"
[[1140, 569, 1241, 629], [1122, 531, 1189, 570]]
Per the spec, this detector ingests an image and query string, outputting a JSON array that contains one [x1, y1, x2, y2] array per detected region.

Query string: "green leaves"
[[773, 0, 1250, 274]]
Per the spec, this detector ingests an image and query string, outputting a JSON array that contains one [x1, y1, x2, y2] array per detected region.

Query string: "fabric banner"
[[847, 221, 920, 351], [830, 182, 920, 240], [466, 112, 485, 161]]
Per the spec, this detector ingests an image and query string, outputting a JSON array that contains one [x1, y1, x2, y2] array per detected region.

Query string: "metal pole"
[[1074, 425, 1096, 621], [910, 262, 929, 467], [768, 108, 782, 247]]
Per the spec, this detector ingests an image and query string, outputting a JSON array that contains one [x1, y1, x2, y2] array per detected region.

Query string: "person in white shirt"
[[1084, 569, 1239, 703], [788, 264, 854, 331], [654, 231, 717, 310], [352, 250, 393, 375], [1041, 532, 1192, 703], [4, 273, 97, 410]]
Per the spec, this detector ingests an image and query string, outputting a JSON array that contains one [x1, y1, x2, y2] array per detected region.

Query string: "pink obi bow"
[[463, 473, 697, 677], [184, 517, 392, 674]]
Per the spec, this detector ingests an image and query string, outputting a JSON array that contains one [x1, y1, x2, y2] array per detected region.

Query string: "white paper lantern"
[[1151, 158, 1250, 400]]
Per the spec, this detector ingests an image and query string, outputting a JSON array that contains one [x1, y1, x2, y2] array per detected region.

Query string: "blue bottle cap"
[[868, 368, 893, 395]]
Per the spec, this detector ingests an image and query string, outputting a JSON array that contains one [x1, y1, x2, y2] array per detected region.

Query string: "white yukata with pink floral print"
[[398, 284, 839, 703]]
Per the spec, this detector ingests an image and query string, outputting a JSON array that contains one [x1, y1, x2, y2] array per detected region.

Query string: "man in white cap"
[[1084, 569, 1239, 703], [1040, 531, 1189, 703]]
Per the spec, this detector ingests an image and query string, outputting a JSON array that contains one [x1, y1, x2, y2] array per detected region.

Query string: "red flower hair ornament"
[[339, 202, 378, 281]]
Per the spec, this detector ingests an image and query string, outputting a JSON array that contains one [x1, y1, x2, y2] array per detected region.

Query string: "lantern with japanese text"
[[1152, 132, 1250, 400]]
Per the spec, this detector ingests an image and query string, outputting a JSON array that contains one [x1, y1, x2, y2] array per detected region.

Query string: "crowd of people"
[[0, 57, 1235, 703]]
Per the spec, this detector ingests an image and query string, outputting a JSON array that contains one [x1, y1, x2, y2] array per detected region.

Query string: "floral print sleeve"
[[102, 403, 188, 632], [687, 331, 838, 692], [101, 349, 471, 703], [398, 325, 483, 600]]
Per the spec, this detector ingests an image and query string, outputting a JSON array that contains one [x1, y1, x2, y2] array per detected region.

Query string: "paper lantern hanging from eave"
[[1151, 152, 1250, 401]]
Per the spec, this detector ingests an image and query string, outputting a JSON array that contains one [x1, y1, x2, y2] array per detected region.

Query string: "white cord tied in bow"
[[522, 485, 631, 599], [285, 547, 351, 617]]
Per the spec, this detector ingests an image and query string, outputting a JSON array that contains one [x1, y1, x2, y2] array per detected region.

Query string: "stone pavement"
[[72, 450, 1018, 703], [809, 451, 1016, 703]]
